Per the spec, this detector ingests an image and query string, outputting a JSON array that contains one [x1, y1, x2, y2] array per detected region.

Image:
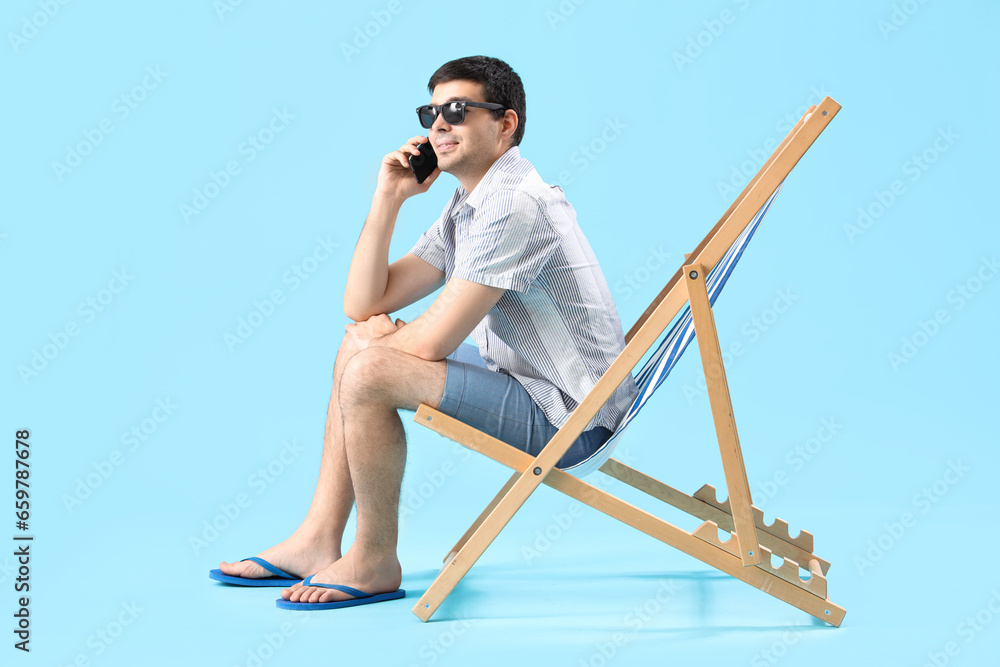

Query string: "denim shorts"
[[437, 343, 612, 470]]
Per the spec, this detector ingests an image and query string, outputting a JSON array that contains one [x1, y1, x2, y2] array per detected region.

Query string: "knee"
[[332, 326, 367, 379], [339, 347, 395, 405]]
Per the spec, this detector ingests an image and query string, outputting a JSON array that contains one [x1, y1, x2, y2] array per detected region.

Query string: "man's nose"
[[431, 112, 452, 133]]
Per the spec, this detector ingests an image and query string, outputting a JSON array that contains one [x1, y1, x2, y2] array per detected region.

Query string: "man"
[[211, 55, 637, 609]]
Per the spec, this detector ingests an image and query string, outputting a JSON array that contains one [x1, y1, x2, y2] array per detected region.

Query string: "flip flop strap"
[[242, 556, 298, 580], [301, 575, 371, 598]]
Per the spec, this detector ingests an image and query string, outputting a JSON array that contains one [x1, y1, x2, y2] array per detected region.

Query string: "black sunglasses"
[[416, 101, 507, 129]]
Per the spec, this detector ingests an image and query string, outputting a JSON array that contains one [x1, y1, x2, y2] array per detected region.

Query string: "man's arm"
[[344, 136, 443, 321], [350, 277, 505, 361], [380, 253, 447, 318], [343, 194, 444, 321]]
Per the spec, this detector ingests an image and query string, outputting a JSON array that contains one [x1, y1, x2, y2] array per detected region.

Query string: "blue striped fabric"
[[564, 182, 784, 477], [409, 146, 638, 433]]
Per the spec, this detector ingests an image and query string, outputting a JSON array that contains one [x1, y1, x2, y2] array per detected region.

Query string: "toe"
[[219, 560, 247, 576], [221, 560, 244, 576], [319, 589, 346, 603]]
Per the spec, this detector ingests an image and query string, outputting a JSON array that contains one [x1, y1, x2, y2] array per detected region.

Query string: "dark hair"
[[427, 55, 525, 148]]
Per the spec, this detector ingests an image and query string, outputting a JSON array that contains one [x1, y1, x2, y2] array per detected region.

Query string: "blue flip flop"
[[209, 557, 302, 587], [275, 574, 405, 610]]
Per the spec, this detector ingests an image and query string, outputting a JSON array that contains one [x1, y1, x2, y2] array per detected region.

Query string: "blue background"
[[3, 0, 998, 665]]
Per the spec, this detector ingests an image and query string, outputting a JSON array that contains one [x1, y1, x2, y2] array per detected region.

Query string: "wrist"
[[372, 190, 405, 211], [367, 331, 394, 349]]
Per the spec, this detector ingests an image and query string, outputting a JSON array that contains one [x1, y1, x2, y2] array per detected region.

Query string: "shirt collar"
[[453, 145, 521, 213]]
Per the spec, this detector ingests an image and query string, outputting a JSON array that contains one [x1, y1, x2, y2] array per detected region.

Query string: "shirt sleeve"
[[452, 190, 562, 293], [407, 213, 447, 272]]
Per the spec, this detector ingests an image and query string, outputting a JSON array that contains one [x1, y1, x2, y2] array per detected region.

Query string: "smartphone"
[[409, 138, 438, 184]]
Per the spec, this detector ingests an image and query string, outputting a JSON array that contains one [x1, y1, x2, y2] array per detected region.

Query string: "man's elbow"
[[343, 305, 366, 322], [405, 333, 451, 362], [343, 297, 376, 323]]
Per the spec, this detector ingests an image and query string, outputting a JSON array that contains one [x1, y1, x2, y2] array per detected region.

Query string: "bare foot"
[[279, 548, 401, 603], [218, 532, 341, 581]]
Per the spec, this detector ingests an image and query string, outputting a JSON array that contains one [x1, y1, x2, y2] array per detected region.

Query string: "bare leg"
[[218, 332, 364, 580], [282, 345, 447, 603]]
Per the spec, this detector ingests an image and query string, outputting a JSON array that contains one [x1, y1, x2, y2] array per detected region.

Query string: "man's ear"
[[503, 109, 518, 141]]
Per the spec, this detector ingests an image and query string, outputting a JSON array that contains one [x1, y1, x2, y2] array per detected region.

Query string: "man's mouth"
[[437, 141, 458, 152]]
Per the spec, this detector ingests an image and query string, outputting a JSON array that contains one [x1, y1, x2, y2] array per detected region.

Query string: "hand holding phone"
[[376, 137, 439, 202], [409, 138, 438, 184]]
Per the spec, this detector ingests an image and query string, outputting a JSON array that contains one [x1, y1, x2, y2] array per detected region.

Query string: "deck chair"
[[410, 96, 845, 626]]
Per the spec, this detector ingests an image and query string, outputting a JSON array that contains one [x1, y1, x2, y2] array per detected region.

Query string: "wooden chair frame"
[[409, 96, 845, 626]]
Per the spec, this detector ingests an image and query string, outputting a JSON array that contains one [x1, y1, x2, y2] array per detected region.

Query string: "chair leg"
[[443, 472, 520, 563], [685, 263, 762, 566]]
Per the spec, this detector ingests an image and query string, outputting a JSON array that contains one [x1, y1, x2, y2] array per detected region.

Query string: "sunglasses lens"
[[442, 102, 464, 124], [418, 107, 436, 128], [417, 102, 467, 128]]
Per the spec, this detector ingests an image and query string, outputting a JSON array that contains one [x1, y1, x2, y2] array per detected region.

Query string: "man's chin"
[[435, 156, 457, 175]]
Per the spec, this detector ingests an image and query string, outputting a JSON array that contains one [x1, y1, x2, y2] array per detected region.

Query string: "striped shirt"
[[408, 145, 638, 432]]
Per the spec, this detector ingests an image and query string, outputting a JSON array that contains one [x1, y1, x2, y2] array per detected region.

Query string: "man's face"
[[426, 79, 506, 178]]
